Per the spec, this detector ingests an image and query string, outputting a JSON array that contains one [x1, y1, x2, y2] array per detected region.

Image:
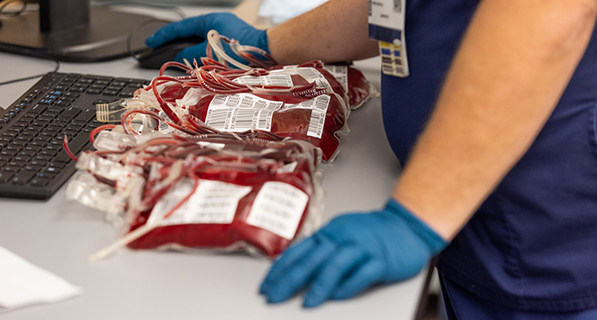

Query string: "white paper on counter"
[[0, 246, 83, 313]]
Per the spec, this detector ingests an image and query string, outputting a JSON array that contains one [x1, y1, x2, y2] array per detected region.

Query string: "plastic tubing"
[[206, 30, 252, 71]]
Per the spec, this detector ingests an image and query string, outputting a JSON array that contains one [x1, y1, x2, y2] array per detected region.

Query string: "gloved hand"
[[259, 199, 448, 308], [145, 13, 270, 65]]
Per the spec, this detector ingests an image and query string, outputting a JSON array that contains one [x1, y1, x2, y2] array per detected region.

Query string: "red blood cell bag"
[[68, 133, 323, 258], [183, 92, 348, 161]]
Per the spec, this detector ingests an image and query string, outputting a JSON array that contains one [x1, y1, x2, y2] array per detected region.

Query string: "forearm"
[[393, 0, 597, 240], [266, 0, 379, 64]]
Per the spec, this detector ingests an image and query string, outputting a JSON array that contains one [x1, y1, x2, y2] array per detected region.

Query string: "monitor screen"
[[0, 0, 167, 62]]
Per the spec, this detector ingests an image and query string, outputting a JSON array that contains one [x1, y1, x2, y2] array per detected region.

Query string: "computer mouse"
[[137, 36, 203, 69]]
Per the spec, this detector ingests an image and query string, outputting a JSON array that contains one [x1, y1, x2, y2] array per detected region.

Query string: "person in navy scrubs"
[[146, 0, 597, 318]]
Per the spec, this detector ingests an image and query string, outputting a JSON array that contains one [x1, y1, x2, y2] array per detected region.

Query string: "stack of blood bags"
[[65, 30, 375, 259], [125, 30, 375, 161], [138, 59, 350, 161], [66, 130, 323, 259], [199, 29, 373, 110]]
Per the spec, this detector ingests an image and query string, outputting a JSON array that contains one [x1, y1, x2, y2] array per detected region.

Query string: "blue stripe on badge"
[[369, 24, 402, 43], [380, 47, 392, 55]]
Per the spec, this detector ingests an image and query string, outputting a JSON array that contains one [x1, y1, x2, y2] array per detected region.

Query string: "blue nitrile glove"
[[259, 199, 448, 308], [145, 12, 269, 65]]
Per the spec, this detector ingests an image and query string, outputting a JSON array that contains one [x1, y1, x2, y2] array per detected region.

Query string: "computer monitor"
[[0, 0, 168, 62]]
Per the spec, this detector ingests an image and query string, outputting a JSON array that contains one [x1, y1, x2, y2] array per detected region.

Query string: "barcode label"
[[209, 94, 283, 110], [323, 65, 348, 91], [206, 93, 330, 137], [284, 95, 330, 111], [307, 111, 326, 138], [148, 178, 252, 225], [237, 68, 333, 90], [206, 108, 231, 130], [206, 94, 282, 131], [284, 95, 330, 138], [231, 108, 255, 131], [157, 111, 175, 133], [233, 74, 293, 87], [257, 110, 274, 131], [212, 95, 227, 105], [226, 95, 241, 107], [295, 67, 332, 88], [313, 95, 330, 112], [246, 182, 309, 240]]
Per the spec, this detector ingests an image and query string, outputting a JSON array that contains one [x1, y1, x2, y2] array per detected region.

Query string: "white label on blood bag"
[[323, 65, 348, 91], [293, 67, 332, 89], [284, 95, 330, 139], [206, 93, 329, 138], [234, 67, 332, 89], [206, 94, 282, 132], [246, 182, 309, 240], [233, 73, 294, 87], [157, 111, 176, 133], [148, 179, 251, 225]]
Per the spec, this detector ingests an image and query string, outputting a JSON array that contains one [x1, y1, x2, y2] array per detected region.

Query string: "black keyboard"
[[0, 72, 150, 200]]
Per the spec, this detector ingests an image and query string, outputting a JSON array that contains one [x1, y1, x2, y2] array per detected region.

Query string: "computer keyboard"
[[0, 72, 150, 200]]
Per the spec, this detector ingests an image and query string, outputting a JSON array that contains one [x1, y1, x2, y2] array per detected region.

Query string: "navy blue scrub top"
[[380, 0, 597, 312]]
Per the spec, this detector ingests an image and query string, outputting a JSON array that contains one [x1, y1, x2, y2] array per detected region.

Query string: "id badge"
[[368, 0, 409, 77]]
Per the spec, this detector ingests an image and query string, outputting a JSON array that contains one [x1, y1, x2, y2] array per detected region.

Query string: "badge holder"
[[368, 0, 409, 78]]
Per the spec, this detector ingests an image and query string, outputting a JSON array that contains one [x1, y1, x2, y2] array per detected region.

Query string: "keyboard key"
[[58, 107, 81, 119], [12, 170, 36, 185], [86, 89, 102, 95], [29, 104, 48, 115], [3, 165, 21, 172], [53, 150, 74, 163], [36, 172, 56, 180], [30, 177, 50, 187], [67, 133, 91, 154], [74, 108, 96, 122], [0, 172, 14, 183]]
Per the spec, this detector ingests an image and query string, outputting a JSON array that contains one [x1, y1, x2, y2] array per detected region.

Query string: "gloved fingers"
[[261, 237, 337, 304], [175, 43, 208, 64], [146, 15, 212, 48], [260, 236, 318, 294], [330, 259, 385, 300], [146, 21, 191, 48], [302, 247, 367, 308]]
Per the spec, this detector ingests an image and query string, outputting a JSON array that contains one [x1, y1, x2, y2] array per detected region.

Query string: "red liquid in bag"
[[125, 138, 320, 258], [187, 92, 347, 161]]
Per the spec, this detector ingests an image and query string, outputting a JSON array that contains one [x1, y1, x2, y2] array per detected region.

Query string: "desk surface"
[[0, 6, 425, 319]]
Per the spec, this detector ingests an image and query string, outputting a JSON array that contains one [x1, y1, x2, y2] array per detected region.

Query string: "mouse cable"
[[126, 18, 173, 61], [91, 1, 188, 62], [0, 58, 60, 86]]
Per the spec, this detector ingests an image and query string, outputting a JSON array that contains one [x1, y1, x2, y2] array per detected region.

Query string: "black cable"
[[0, 58, 60, 86], [126, 18, 171, 60], [0, 1, 180, 84], [91, 1, 187, 61]]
